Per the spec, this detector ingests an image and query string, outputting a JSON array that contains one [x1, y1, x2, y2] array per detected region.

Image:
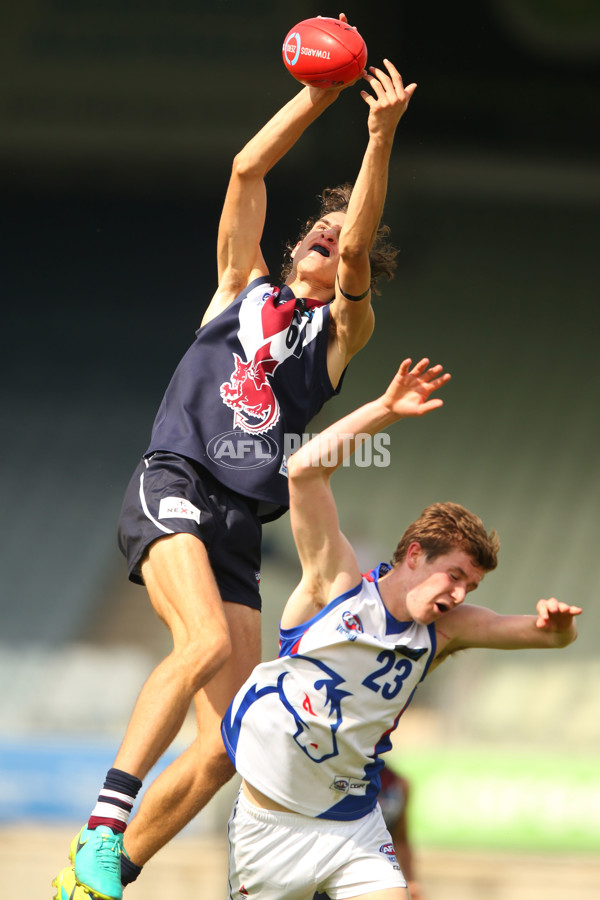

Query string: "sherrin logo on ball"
[[282, 16, 367, 88]]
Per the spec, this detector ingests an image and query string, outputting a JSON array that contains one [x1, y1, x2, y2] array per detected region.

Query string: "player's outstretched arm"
[[203, 15, 359, 327], [291, 358, 450, 480], [329, 60, 417, 378], [283, 359, 450, 625], [434, 597, 582, 661], [201, 86, 340, 326]]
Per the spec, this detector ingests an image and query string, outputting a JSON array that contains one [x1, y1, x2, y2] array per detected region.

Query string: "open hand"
[[535, 598, 582, 632], [382, 358, 451, 419], [361, 59, 417, 134]]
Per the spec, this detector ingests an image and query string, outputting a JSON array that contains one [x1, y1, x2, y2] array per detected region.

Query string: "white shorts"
[[226, 790, 407, 900]]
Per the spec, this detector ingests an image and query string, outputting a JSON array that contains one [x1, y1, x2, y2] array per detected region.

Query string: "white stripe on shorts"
[[139, 468, 174, 535]]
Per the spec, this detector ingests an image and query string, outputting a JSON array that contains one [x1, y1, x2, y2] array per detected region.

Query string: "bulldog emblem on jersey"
[[220, 352, 280, 434], [337, 610, 364, 642], [280, 657, 352, 763]]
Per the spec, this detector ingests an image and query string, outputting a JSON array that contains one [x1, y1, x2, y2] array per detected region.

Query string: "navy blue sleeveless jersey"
[[145, 278, 343, 517]]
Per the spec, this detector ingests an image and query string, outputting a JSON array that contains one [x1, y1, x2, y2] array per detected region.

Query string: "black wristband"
[[336, 273, 370, 302]]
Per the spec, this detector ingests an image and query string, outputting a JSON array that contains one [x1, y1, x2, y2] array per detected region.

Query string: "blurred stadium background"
[[1, 1, 599, 897]]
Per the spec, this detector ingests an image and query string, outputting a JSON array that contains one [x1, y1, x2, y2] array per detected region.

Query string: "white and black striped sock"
[[87, 767, 142, 834]]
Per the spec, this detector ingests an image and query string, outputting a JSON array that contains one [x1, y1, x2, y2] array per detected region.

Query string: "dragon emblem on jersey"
[[220, 287, 324, 435], [220, 351, 280, 434]]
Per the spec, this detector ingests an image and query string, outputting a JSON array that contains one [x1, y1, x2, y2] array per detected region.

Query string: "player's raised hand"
[[535, 598, 582, 634], [308, 13, 367, 96], [360, 59, 417, 134], [382, 358, 451, 419]]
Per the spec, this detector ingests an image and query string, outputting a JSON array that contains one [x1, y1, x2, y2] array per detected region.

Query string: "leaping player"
[[52, 14, 417, 900]]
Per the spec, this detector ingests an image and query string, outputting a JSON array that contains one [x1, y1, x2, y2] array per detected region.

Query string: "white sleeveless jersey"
[[221, 564, 437, 820]]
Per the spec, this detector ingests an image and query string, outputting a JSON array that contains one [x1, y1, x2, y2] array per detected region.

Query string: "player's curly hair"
[[391, 502, 500, 572], [280, 183, 398, 295]]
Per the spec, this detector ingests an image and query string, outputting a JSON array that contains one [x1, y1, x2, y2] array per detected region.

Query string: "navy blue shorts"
[[117, 451, 263, 611]]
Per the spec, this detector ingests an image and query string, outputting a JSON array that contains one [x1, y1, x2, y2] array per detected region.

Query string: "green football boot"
[[69, 825, 124, 900], [51, 866, 84, 900]]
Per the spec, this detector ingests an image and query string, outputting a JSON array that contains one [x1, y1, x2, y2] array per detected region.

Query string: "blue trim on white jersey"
[[278, 581, 364, 658], [367, 562, 414, 637], [222, 562, 437, 821]]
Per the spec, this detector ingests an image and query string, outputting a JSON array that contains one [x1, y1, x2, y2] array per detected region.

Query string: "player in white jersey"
[[223, 358, 582, 900], [223, 570, 436, 820]]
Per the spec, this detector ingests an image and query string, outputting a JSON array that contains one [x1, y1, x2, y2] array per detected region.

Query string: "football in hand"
[[282, 17, 367, 88]]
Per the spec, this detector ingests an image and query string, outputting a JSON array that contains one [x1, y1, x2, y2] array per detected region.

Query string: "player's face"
[[290, 212, 347, 287], [405, 547, 484, 625]]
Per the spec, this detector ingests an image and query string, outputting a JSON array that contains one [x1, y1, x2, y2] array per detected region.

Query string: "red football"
[[282, 17, 367, 88]]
